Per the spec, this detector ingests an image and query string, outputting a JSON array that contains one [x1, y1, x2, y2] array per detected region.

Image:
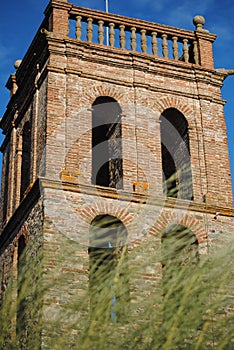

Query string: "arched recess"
[[160, 108, 193, 200], [161, 225, 199, 337], [161, 224, 199, 268], [92, 96, 123, 189], [161, 224, 199, 302], [89, 215, 128, 322], [16, 235, 27, 338], [20, 121, 32, 200]]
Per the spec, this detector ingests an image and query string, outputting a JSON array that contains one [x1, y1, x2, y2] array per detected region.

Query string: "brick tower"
[[0, 0, 233, 347]]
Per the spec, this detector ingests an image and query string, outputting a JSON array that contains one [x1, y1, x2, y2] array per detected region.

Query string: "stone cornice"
[[40, 178, 234, 217], [1, 177, 233, 252]]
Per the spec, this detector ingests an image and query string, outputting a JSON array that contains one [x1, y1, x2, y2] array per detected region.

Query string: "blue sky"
[[0, 0, 234, 198]]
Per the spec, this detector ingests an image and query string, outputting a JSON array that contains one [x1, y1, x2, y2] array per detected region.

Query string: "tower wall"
[[0, 1, 233, 348]]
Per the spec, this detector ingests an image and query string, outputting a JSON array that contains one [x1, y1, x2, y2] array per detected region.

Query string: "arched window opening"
[[160, 108, 193, 200], [16, 235, 27, 338], [20, 122, 31, 200], [92, 96, 123, 189], [162, 225, 199, 269], [161, 224, 199, 298], [161, 225, 199, 338], [89, 215, 128, 322]]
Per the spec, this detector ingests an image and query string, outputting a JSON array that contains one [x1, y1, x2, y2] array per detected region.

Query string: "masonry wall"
[[0, 74, 48, 226], [44, 41, 233, 207], [0, 199, 44, 348], [0, 3, 233, 348], [36, 181, 234, 348]]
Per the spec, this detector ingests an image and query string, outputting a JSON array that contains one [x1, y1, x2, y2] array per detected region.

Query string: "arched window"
[[161, 225, 199, 340], [89, 215, 128, 322], [161, 224, 199, 301], [162, 225, 199, 269], [92, 97, 123, 189], [160, 108, 193, 200], [20, 122, 31, 199]]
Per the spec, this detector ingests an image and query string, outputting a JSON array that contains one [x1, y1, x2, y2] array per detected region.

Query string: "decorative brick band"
[[84, 84, 125, 106], [153, 96, 194, 117], [150, 211, 207, 244], [80, 201, 134, 230]]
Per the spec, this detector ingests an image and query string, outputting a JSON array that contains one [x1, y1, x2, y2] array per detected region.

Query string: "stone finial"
[[14, 60, 22, 70], [193, 15, 206, 31]]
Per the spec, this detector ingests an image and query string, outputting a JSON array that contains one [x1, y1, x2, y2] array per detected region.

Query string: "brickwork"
[[43, 67, 233, 204], [0, 1, 234, 348], [0, 199, 43, 347]]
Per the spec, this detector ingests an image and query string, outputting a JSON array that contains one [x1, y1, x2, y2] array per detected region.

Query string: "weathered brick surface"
[[0, 1, 233, 348], [43, 63, 233, 205], [0, 199, 43, 347]]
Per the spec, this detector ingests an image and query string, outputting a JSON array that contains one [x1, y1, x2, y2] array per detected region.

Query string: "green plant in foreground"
[[0, 227, 233, 349]]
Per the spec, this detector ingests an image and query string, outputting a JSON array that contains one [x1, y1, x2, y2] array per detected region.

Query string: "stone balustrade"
[[67, 6, 202, 64], [40, 1, 217, 69]]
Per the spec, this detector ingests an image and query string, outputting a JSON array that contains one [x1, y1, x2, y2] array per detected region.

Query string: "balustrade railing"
[[68, 6, 199, 64]]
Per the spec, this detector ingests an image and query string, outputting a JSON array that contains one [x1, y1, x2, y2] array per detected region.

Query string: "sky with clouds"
[[0, 0, 234, 197]]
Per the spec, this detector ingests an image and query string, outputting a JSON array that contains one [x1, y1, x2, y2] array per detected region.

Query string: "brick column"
[[45, 0, 71, 38], [196, 33, 216, 70], [15, 135, 23, 209], [193, 16, 216, 70]]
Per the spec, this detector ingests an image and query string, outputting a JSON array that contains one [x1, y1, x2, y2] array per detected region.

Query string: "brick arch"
[[149, 211, 207, 244], [152, 97, 193, 120], [17, 223, 30, 244], [18, 104, 33, 134], [84, 84, 125, 107], [79, 201, 134, 232]]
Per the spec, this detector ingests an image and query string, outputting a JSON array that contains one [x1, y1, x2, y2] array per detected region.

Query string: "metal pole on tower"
[[105, 0, 109, 45], [105, 0, 109, 13]]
